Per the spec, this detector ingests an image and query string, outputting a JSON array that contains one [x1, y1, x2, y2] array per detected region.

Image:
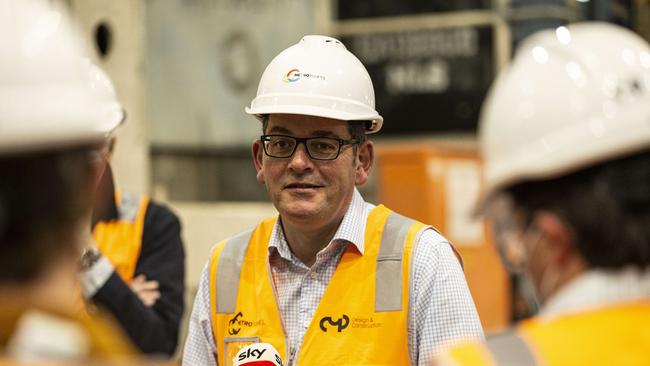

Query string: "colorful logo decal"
[[284, 68, 300, 83], [283, 68, 326, 83]]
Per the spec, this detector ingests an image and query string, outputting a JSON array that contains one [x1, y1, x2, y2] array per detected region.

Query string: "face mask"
[[485, 194, 545, 317], [517, 270, 541, 315]]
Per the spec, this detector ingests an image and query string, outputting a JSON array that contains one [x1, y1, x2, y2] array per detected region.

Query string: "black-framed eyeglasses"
[[260, 134, 359, 161]]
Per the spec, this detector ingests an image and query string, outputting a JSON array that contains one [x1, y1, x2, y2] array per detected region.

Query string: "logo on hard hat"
[[283, 69, 326, 83], [284, 69, 300, 83]]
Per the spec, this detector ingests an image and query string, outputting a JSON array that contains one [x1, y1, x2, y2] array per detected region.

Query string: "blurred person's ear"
[[529, 210, 587, 302], [532, 211, 576, 266]]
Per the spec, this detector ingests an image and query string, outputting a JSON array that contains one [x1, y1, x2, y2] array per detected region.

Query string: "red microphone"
[[232, 343, 284, 366]]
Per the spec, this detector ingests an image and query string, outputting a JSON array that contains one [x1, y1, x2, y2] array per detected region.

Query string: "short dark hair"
[[347, 121, 368, 145], [507, 149, 650, 270], [0, 147, 95, 282]]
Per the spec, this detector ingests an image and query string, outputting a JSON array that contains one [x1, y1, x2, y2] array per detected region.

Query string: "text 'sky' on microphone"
[[232, 342, 283, 366]]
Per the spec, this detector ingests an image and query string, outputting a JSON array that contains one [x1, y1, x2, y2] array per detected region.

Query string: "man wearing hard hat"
[[183, 36, 484, 366], [0, 0, 138, 361], [79, 75, 185, 355], [433, 23, 650, 366]]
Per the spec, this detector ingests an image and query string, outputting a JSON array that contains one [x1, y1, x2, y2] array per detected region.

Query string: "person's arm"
[[183, 261, 219, 366], [409, 229, 485, 366], [92, 202, 185, 356]]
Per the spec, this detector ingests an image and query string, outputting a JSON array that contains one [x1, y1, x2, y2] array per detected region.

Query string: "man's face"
[[252, 114, 373, 228]]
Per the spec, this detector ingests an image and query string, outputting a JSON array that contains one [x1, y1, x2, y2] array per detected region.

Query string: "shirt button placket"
[[300, 273, 310, 332]]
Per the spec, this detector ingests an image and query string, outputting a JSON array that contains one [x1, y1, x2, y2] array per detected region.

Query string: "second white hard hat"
[[0, 0, 124, 156], [246, 35, 383, 133], [478, 22, 650, 209]]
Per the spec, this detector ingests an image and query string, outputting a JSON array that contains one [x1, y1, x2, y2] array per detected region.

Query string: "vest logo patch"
[[319, 314, 350, 332], [228, 312, 244, 335], [228, 312, 266, 335]]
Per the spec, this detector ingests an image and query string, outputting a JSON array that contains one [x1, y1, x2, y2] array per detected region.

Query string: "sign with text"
[[341, 26, 494, 134]]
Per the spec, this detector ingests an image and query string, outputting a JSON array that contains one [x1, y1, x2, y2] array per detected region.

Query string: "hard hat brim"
[[245, 104, 383, 134]]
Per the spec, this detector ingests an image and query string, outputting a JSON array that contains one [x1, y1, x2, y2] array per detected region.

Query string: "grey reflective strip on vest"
[[215, 229, 254, 313], [215, 212, 416, 313], [118, 192, 140, 222], [486, 331, 539, 366], [375, 211, 416, 312]]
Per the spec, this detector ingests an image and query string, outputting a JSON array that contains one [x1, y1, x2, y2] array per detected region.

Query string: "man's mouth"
[[284, 182, 323, 189]]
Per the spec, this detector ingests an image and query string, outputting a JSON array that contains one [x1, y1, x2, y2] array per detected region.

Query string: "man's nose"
[[287, 143, 313, 172]]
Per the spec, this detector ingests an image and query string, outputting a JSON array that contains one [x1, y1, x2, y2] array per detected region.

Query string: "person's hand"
[[130, 274, 161, 307]]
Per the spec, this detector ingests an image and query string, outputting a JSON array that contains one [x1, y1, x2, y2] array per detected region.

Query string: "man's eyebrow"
[[311, 130, 340, 138], [267, 127, 343, 138], [268, 126, 292, 134]]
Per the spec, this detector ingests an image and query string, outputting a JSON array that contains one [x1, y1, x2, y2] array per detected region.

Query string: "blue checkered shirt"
[[183, 189, 484, 365]]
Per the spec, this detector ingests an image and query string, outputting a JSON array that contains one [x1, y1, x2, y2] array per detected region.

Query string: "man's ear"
[[533, 211, 575, 265], [252, 140, 265, 184], [355, 140, 374, 186]]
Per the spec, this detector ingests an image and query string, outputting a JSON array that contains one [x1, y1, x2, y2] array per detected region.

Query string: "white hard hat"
[[245, 35, 384, 133], [0, 0, 124, 156], [478, 22, 650, 209]]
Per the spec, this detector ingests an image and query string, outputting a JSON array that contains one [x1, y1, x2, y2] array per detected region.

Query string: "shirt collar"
[[540, 266, 650, 318], [269, 188, 368, 260]]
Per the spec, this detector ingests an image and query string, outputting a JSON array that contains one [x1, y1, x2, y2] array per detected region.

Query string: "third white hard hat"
[[478, 22, 650, 209], [245, 35, 383, 133], [0, 0, 124, 155]]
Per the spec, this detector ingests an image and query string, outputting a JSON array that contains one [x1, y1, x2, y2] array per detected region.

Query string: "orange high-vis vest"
[[444, 301, 650, 366], [209, 205, 429, 366], [92, 191, 149, 282]]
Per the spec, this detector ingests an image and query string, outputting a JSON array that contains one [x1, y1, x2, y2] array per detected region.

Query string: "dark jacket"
[[91, 165, 185, 356]]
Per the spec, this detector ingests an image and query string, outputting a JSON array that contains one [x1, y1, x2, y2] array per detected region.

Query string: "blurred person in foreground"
[[434, 22, 650, 366], [0, 0, 138, 362], [80, 84, 185, 357], [183, 35, 484, 366]]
